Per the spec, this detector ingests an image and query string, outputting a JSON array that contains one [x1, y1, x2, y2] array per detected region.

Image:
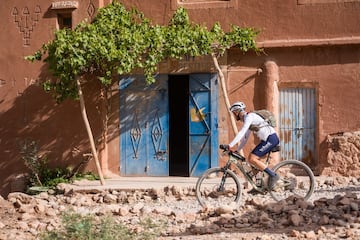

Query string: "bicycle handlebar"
[[219, 144, 245, 161], [219, 144, 229, 150]]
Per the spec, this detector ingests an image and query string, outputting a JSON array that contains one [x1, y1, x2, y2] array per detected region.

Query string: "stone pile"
[[192, 192, 360, 239], [322, 131, 360, 176], [0, 177, 360, 240]]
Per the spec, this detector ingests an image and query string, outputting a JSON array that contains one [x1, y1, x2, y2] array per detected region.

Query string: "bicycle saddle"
[[271, 145, 281, 152]]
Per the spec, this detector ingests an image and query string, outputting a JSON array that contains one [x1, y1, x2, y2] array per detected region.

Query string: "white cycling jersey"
[[229, 112, 276, 151]]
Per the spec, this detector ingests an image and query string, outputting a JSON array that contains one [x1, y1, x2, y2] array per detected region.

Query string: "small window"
[[57, 13, 72, 29], [180, 0, 229, 2], [171, 0, 236, 9]]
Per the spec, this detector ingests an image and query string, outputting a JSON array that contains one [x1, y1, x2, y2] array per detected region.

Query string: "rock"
[[259, 212, 272, 222], [17, 221, 30, 231], [103, 193, 117, 203], [45, 208, 57, 217], [289, 213, 304, 226], [130, 202, 145, 214], [140, 206, 152, 215], [338, 197, 351, 205], [7, 192, 33, 204], [56, 183, 74, 196], [118, 206, 129, 216], [289, 229, 301, 237], [304, 230, 317, 239], [324, 132, 360, 176], [350, 202, 359, 211], [215, 205, 233, 215], [319, 215, 330, 225], [153, 206, 172, 215], [265, 201, 285, 214]]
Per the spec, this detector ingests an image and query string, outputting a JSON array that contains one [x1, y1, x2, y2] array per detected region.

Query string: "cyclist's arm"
[[237, 130, 251, 151], [228, 114, 254, 148]]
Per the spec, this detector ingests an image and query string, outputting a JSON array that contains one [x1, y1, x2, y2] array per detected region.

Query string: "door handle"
[[155, 150, 167, 161], [294, 127, 304, 137]]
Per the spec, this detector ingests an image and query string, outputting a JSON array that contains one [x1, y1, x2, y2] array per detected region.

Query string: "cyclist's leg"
[[248, 134, 279, 168], [249, 134, 280, 189], [247, 152, 267, 170]]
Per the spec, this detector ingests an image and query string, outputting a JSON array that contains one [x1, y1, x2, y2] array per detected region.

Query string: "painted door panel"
[[279, 88, 316, 164], [119, 75, 169, 176], [189, 74, 218, 176], [119, 73, 218, 177]]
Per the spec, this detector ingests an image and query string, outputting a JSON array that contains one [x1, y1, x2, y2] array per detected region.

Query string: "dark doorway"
[[169, 75, 189, 176]]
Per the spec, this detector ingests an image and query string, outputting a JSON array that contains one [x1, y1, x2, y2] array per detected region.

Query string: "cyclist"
[[223, 101, 280, 191]]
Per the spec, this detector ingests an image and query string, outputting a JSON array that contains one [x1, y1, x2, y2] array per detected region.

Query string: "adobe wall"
[[0, 0, 110, 197], [121, 0, 360, 41]]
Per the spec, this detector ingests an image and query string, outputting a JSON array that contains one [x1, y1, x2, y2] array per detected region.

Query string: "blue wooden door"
[[279, 88, 316, 164], [119, 75, 169, 176], [189, 74, 218, 176]]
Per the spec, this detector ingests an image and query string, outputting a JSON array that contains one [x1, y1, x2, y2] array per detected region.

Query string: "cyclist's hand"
[[219, 144, 230, 151]]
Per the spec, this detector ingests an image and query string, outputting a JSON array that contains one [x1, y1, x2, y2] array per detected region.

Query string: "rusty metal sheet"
[[279, 88, 316, 165]]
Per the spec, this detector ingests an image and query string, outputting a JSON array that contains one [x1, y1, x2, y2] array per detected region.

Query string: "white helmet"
[[230, 102, 246, 113]]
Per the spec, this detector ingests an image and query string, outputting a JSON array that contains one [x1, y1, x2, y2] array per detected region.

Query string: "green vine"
[[26, 1, 261, 102]]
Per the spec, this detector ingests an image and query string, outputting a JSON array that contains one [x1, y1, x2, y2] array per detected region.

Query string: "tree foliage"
[[27, 1, 260, 102]]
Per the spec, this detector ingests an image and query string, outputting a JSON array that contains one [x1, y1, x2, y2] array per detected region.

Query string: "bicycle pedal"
[[247, 188, 266, 195]]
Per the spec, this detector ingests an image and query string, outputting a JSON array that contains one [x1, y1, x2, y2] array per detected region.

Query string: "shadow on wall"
[[0, 71, 120, 198], [226, 65, 264, 154]]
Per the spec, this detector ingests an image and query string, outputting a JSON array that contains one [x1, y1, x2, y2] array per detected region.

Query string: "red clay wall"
[[0, 0, 108, 196]]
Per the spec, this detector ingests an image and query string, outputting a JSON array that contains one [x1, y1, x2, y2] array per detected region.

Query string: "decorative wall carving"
[[0, 79, 5, 87], [87, 0, 96, 18], [11, 5, 41, 46]]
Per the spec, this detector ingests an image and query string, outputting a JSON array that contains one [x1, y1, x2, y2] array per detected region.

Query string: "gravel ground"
[[157, 176, 360, 239], [159, 176, 360, 240], [2, 176, 360, 240]]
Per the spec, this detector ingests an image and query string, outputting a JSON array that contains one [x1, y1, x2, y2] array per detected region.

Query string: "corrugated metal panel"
[[279, 88, 316, 164]]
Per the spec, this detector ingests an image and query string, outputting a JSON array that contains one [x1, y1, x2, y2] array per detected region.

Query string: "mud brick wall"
[[322, 131, 360, 176]]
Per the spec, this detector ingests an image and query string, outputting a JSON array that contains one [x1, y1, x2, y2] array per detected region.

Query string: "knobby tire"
[[269, 160, 315, 201], [195, 167, 242, 208]]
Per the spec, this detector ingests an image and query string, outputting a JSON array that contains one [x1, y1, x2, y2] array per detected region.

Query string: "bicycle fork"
[[218, 163, 232, 192]]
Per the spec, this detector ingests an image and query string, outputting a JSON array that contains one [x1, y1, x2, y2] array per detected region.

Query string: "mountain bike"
[[195, 145, 315, 208]]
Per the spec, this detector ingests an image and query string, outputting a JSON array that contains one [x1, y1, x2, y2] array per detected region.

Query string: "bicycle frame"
[[222, 147, 278, 193]]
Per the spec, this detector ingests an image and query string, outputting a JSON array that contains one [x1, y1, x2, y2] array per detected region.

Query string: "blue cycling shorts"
[[251, 133, 280, 157]]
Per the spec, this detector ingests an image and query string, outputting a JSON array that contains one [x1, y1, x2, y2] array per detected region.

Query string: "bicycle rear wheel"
[[269, 160, 315, 201], [195, 167, 242, 208]]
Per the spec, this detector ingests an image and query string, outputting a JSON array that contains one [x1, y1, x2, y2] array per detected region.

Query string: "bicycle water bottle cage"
[[231, 151, 245, 161]]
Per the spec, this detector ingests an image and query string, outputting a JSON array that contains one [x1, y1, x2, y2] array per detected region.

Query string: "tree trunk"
[[211, 53, 244, 155], [76, 77, 105, 185], [211, 53, 238, 134], [100, 87, 109, 175]]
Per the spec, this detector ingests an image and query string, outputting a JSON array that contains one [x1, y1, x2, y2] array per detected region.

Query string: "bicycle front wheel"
[[269, 160, 315, 201], [195, 167, 242, 208]]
